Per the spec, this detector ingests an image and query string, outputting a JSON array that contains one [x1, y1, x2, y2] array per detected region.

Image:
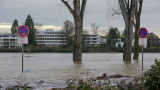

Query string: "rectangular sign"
[[18, 37, 28, 44], [139, 38, 147, 48]]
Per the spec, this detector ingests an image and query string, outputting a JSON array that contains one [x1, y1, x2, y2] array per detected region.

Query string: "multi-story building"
[[0, 34, 22, 48], [35, 29, 67, 47], [84, 34, 102, 46]]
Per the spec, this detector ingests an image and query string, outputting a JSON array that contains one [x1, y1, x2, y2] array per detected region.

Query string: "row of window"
[[85, 38, 98, 40], [0, 35, 16, 37], [36, 38, 66, 40], [37, 41, 66, 43], [85, 41, 98, 43], [44, 32, 65, 34], [36, 35, 66, 37]]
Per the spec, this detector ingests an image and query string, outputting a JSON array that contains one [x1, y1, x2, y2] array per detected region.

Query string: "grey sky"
[[0, 0, 160, 36]]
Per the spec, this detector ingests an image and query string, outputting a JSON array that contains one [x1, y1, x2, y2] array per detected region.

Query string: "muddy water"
[[0, 53, 159, 88]]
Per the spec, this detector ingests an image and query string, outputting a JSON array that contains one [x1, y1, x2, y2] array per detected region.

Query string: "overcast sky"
[[0, 0, 160, 36]]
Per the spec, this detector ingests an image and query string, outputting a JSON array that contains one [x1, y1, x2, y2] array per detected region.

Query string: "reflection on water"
[[0, 53, 159, 88]]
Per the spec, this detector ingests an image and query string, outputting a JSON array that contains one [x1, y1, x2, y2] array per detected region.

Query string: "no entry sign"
[[138, 28, 148, 38], [18, 25, 29, 37]]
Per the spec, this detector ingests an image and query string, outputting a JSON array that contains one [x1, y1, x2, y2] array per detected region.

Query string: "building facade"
[[35, 29, 67, 47], [84, 34, 102, 46], [115, 38, 124, 47], [0, 34, 22, 48]]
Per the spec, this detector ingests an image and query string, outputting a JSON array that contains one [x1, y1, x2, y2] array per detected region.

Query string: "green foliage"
[[141, 59, 160, 90], [107, 27, 120, 46], [25, 15, 37, 46], [11, 19, 19, 34]]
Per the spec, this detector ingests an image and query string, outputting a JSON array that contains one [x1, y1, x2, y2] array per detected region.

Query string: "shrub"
[[141, 59, 160, 90]]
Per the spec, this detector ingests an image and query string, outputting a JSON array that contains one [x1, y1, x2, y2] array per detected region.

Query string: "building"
[[101, 37, 107, 45], [0, 34, 22, 48], [115, 38, 124, 47], [35, 29, 67, 47], [147, 32, 160, 47], [84, 34, 102, 46]]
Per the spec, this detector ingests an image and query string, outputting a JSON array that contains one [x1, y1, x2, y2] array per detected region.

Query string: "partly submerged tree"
[[25, 15, 36, 46], [118, 0, 137, 61], [61, 0, 87, 61], [62, 20, 74, 47], [11, 19, 19, 34], [133, 0, 143, 60], [107, 0, 143, 60]]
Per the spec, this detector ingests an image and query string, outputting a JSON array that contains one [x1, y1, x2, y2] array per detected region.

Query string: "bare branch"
[[119, 0, 128, 24], [81, 0, 87, 19], [130, 0, 137, 17], [111, 9, 121, 16], [61, 0, 75, 17], [138, 0, 143, 18]]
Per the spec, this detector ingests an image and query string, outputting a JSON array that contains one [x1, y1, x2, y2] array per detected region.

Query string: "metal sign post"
[[142, 45, 143, 70], [22, 44, 24, 72], [138, 27, 148, 71], [17, 25, 29, 72]]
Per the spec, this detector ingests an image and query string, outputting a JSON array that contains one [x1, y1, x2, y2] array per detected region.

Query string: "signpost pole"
[[18, 25, 29, 72], [142, 45, 144, 70], [138, 27, 148, 71], [22, 44, 24, 72]]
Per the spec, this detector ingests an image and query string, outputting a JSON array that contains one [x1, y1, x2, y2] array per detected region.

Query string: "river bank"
[[0, 46, 160, 53]]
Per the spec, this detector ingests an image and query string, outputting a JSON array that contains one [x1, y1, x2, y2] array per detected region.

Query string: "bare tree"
[[61, 0, 87, 61], [62, 20, 74, 47], [106, 0, 143, 60], [133, 0, 143, 60], [91, 23, 100, 34], [119, 0, 137, 61]]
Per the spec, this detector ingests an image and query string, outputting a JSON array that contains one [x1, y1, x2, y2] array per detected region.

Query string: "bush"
[[141, 59, 160, 90]]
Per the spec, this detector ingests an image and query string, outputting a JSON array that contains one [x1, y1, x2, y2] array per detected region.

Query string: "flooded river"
[[0, 53, 160, 88]]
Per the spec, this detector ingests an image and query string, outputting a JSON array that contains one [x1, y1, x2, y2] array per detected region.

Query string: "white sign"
[[18, 37, 28, 44], [139, 38, 147, 48]]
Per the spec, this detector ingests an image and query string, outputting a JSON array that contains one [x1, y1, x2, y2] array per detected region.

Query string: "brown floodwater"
[[0, 53, 159, 88]]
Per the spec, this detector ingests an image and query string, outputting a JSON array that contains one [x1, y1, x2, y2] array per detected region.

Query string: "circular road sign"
[[18, 25, 29, 37], [138, 28, 148, 38]]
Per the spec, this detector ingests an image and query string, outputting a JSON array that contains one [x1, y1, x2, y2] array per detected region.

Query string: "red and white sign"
[[17, 25, 29, 37], [138, 28, 148, 38], [18, 37, 28, 44], [139, 38, 147, 48]]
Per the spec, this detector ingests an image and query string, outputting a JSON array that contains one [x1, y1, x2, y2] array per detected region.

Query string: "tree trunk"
[[73, 18, 83, 61], [133, 20, 140, 60], [133, 0, 143, 60], [119, 0, 136, 61], [61, 0, 87, 61], [123, 18, 133, 61]]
